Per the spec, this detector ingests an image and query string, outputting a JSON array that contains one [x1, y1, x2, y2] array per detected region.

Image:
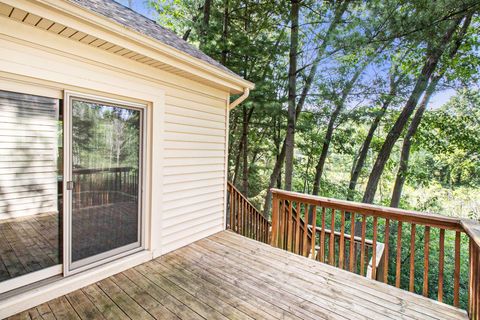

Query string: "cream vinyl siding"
[[0, 18, 229, 255], [0, 90, 58, 220], [162, 93, 227, 253]]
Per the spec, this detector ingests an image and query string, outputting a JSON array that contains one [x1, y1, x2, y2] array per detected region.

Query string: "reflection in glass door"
[[64, 93, 144, 274]]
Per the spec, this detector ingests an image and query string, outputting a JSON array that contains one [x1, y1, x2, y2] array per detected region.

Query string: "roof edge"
[[9, 0, 254, 93]]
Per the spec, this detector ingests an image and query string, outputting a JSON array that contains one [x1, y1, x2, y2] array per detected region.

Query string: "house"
[[0, 0, 252, 316], [0, 0, 479, 319]]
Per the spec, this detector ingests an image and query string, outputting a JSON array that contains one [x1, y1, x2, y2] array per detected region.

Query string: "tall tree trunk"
[[389, 13, 473, 207], [242, 105, 249, 195], [362, 17, 464, 204], [263, 2, 348, 216], [311, 53, 378, 197], [221, 0, 229, 65], [232, 107, 254, 185], [347, 71, 404, 201], [284, 0, 300, 191], [389, 78, 437, 207], [199, 0, 212, 50]]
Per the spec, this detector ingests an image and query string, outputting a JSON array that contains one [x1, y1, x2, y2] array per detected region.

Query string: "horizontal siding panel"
[[0, 166, 56, 174], [163, 192, 223, 211], [0, 117, 56, 127], [162, 222, 223, 250], [164, 132, 225, 144], [165, 104, 225, 122], [165, 92, 225, 110], [0, 142, 56, 150], [163, 196, 224, 219], [0, 207, 58, 220], [0, 194, 57, 207], [163, 178, 224, 193], [165, 113, 225, 130], [0, 171, 57, 180], [164, 141, 224, 151], [164, 164, 224, 176], [163, 170, 224, 185], [164, 122, 224, 136], [163, 213, 221, 238], [0, 200, 56, 215], [163, 184, 224, 202], [0, 129, 57, 138], [164, 149, 225, 159], [0, 110, 56, 120], [0, 154, 55, 162], [0, 178, 57, 188], [0, 122, 57, 131], [163, 203, 224, 227], [0, 188, 57, 200], [0, 184, 57, 195], [162, 157, 224, 167], [0, 161, 55, 168]]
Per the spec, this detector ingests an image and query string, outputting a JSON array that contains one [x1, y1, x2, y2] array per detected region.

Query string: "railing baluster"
[[438, 228, 445, 302], [328, 209, 335, 265], [396, 221, 403, 288], [423, 226, 430, 297], [339, 210, 345, 269], [454, 231, 461, 307], [409, 223, 416, 292], [311, 206, 317, 260], [295, 202, 301, 254], [287, 200, 293, 252], [303, 203, 309, 257], [383, 219, 390, 284], [372, 217, 378, 280], [360, 214, 366, 276], [349, 212, 355, 272], [320, 207, 326, 263]]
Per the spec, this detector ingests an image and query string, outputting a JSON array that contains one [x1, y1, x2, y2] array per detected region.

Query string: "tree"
[[284, 0, 300, 191], [362, 12, 467, 204]]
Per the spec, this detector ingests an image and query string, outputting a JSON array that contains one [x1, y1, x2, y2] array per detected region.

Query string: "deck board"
[[8, 230, 468, 320]]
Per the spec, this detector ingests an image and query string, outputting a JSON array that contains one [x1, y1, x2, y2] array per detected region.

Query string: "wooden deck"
[[9, 231, 468, 320]]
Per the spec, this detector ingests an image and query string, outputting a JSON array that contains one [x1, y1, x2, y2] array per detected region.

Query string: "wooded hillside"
[[147, 0, 480, 220]]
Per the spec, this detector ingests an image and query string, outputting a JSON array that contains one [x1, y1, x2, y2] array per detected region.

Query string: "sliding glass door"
[[64, 93, 144, 274], [0, 90, 62, 294]]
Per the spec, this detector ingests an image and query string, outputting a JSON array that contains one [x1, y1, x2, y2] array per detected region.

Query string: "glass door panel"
[[0, 90, 62, 293], [66, 95, 143, 272]]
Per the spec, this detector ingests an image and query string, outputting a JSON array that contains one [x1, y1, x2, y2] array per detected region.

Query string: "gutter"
[[229, 88, 250, 110]]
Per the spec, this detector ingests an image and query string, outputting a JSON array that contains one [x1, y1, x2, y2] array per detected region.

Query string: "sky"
[[114, 0, 156, 20]]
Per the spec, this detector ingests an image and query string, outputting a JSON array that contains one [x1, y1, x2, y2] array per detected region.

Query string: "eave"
[[0, 0, 254, 94]]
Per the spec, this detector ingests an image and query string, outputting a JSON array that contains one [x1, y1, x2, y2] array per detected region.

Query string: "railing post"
[[271, 190, 279, 248]]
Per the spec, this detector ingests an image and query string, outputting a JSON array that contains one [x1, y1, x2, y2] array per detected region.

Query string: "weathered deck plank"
[[8, 230, 468, 320]]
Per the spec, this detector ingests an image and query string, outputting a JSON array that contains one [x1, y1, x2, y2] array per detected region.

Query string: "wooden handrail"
[[271, 188, 462, 231], [270, 188, 480, 317], [227, 181, 270, 243]]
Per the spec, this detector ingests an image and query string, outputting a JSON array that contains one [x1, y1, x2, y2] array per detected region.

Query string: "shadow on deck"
[[9, 231, 467, 320]]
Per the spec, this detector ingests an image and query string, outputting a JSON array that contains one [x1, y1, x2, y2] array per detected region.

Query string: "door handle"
[[66, 181, 75, 190]]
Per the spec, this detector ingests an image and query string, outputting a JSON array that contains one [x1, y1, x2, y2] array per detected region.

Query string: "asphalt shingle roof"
[[68, 0, 237, 76]]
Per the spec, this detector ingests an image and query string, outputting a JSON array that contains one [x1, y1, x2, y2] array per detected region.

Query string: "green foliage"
[[148, 0, 480, 309]]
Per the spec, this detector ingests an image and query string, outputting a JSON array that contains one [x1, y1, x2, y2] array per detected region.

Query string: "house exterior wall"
[[0, 11, 228, 273]]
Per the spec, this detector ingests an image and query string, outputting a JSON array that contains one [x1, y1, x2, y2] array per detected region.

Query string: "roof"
[[68, 0, 238, 77]]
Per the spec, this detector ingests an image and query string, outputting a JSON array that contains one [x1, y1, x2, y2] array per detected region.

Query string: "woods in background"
[[148, 0, 480, 220]]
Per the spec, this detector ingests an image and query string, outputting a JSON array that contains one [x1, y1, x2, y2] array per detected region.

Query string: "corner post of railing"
[[462, 219, 479, 320], [270, 189, 279, 248]]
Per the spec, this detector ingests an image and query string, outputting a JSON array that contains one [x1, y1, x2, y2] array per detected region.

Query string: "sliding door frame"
[[63, 91, 147, 276]]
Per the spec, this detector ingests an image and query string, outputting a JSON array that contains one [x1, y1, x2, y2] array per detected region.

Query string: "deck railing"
[[72, 167, 138, 208], [270, 188, 480, 319], [227, 182, 270, 243]]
